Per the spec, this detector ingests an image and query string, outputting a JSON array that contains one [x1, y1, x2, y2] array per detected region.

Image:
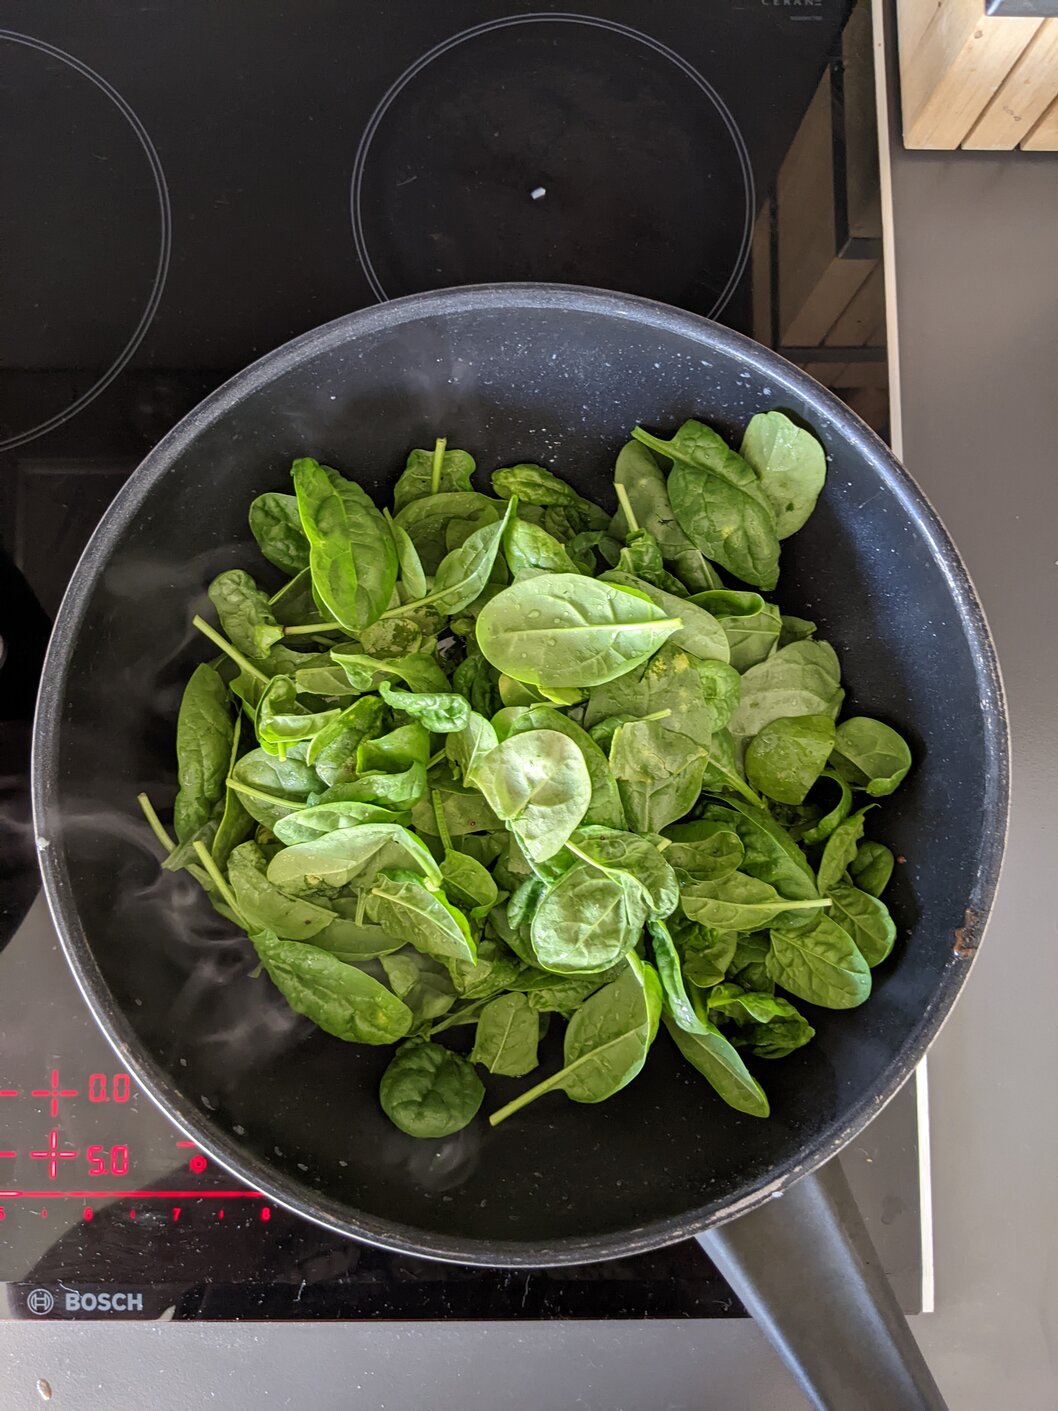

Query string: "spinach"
[[292, 458, 397, 631], [393, 442, 476, 511], [706, 982, 815, 1059], [472, 729, 591, 864], [681, 873, 830, 932], [149, 422, 914, 1137], [817, 806, 872, 894], [173, 663, 234, 842], [827, 883, 897, 966], [665, 1013, 770, 1116], [690, 589, 781, 671], [252, 929, 413, 1044], [767, 915, 872, 1009], [267, 822, 442, 895], [489, 957, 661, 1124], [848, 841, 895, 898], [379, 1040, 484, 1137], [228, 841, 337, 940], [249, 492, 310, 575], [600, 569, 729, 663], [529, 863, 647, 974], [470, 992, 540, 1077], [729, 640, 844, 740], [830, 717, 912, 796], [744, 712, 836, 805], [610, 438, 719, 591], [475, 572, 681, 689], [739, 410, 827, 539], [633, 421, 780, 590], [208, 570, 284, 661], [367, 870, 476, 964], [380, 950, 457, 1024]]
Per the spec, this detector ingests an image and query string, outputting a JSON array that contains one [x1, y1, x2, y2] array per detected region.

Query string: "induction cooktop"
[[0, 0, 921, 1322]]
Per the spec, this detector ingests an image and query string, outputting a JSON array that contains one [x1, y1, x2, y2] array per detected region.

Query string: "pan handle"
[[697, 1158, 946, 1411]]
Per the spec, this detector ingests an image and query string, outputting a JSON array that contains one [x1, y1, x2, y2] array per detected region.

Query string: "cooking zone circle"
[[0, 31, 171, 453], [350, 13, 754, 316]]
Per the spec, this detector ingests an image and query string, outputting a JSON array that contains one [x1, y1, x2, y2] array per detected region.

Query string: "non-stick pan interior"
[[34, 287, 1006, 1263]]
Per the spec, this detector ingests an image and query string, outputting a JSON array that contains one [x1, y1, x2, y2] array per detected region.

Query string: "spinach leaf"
[[503, 516, 582, 577], [778, 614, 817, 649], [492, 463, 605, 526], [610, 438, 719, 591], [848, 841, 895, 898], [331, 649, 448, 695], [445, 711, 499, 786], [379, 680, 471, 734], [745, 712, 836, 805], [830, 717, 912, 797], [634, 421, 780, 590], [797, 769, 853, 845], [267, 822, 442, 895], [292, 458, 397, 631], [307, 695, 386, 777], [380, 950, 457, 1024], [470, 992, 540, 1077], [706, 982, 815, 1059], [252, 929, 413, 1044], [609, 719, 707, 835], [400, 498, 514, 617], [272, 800, 407, 844], [660, 823, 744, 881], [393, 442, 476, 511], [475, 573, 681, 690], [664, 1007, 770, 1115], [689, 589, 781, 671], [649, 916, 713, 1035], [473, 729, 591, 864], [489, 957, 661, 1124], [394, 491, 500, 575], [697, 798, 819, 904], [680, 926, 739, 988], [410, 779, 500, 839], [228, 841, 336, 939], [525, 972, 611, 1016], [357, 723, 431, 775], [728, 640, 844, 741], [249, 492, 310, 575], [208, 570, 284, 661], [739, 410, 827, 539], [229, 743, 320, 828], [529, 864, 648, 973], [257, 675, 340, 754], [505, 705, 624, 830], [210, 714, 253, 869], [445, 934, 528, 1000], [379, 1040, 484, 1137], [387, 513, 428, 599], [767, 915, 871, 1009], [451, 645, 501, 718], [817, 806, 872, 894], [367, 870, 476, 964], [440, 850, 499, 920], [827, 883, 896, 967], [600, 569, 729, 663], [681, 873, 830, 932], [173, 663, 233, 842], [567, 825, 678, 917]]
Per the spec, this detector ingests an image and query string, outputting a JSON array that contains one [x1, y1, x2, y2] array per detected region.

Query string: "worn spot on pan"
[[953, 907, 980, 957]]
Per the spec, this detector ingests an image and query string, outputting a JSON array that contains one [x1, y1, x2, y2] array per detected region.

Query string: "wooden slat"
[[824, 265, 884, 347], [964, 20, 1058, 149], [898, 0, 1041, 149], [751, 202, 772, 346], [1022, 92, 1058, 150]]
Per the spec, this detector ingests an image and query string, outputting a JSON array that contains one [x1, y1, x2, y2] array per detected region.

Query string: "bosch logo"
[[64, 1290, 144, 1312], [26, 1288, 54, 1315]]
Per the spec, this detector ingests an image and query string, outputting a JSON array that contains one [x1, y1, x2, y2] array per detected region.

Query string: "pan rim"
[[31, 282, 1010, 1267]]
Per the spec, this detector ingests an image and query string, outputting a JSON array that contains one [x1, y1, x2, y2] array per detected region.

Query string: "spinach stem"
[[640, 709, 672, 723], [226, 777, 294, 809], [431, 436, 447, 495], [192, 615, 269, 684], [137, 792, 176, 854], [614, 482, 640, 534], [427, 996, 490, 1037], [427, 748, 447, 770], [268, 567, 309, 608], [431, 788, 453, 854], [192, 840, 242, 916], [282, 621, 343, 635]]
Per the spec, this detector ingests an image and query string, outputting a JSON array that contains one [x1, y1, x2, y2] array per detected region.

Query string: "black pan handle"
[[698, 1158, 946, 1410]]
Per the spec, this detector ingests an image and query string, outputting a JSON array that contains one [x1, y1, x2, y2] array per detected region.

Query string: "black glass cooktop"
[[0, 0, 907, 1321]]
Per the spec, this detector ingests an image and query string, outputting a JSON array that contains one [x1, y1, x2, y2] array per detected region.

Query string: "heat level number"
[[87, 1073, 131, 1103], [86, 1144, 129, 1177]]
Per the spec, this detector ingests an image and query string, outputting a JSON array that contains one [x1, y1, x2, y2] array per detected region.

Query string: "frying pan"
[[33, 286, 1008, 1408]]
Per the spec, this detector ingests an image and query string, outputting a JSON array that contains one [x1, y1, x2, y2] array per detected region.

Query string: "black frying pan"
[[33, 287, 1007, 1408]]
